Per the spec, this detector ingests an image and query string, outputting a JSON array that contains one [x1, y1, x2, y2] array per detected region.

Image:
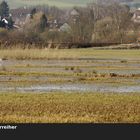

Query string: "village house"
[[10, 7, 31, 26], [48, 19, 63, 29], [70, 9, 80, 18], [70, 9, 80, 24], [132, 8, 140, 23], [0, 16, 9, 28], [59, 23, 72, 33], [0, 6, 81, 32]]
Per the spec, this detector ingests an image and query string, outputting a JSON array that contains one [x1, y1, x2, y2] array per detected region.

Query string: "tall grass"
[[0, 48, 140, 60]]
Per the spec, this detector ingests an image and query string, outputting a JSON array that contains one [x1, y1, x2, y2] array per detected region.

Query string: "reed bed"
[[0, 48, 140, 60]]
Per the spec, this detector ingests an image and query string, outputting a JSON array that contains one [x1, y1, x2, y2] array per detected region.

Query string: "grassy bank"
[[0, 92, 140, 123], [0, 48, 140, 60]]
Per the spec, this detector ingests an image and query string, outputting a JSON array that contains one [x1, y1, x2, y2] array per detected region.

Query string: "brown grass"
[[0, 92, 140, 123], [0, 48, 140, 60]]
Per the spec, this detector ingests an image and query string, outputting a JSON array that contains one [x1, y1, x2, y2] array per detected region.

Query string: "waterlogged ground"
[[0, 59, 140, 93]]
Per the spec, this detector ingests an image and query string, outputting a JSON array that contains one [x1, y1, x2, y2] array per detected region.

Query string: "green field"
[[0, 0, 139, 9], [1, 0, 93, 9]]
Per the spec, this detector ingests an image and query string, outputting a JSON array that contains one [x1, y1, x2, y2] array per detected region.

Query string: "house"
[[14, 18, 25, 26], [59, 23, 72, 33], [2, 18, 8, 24], [48, 18, 64, 31], [0, 17, 9, 28], [70, 9, 80, 18], [132, 8, 140, 23], [10, 7, 31, 26], [70, 9, 80, 24], [25, 14, 31, 23], [10, 7, 31, 20]]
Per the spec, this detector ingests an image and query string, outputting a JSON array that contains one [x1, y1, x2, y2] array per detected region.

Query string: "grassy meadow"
[[0, 48, 140, 60], [1, 0, 140, 9], [0, 0, 92, 9], [0, 93, 140, 123]]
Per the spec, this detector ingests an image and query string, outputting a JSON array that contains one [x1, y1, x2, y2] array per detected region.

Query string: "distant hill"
[[121, 0, 140, 8], [0, 0, 92, 9], [0, 0, 140, 9]]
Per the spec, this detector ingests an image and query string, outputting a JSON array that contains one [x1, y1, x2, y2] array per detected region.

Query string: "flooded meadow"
[[0, 58, 140, 94], [0, 49, 140, 123]]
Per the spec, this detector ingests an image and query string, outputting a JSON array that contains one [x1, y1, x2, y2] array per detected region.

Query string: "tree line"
[[0, 0, 139, 48]]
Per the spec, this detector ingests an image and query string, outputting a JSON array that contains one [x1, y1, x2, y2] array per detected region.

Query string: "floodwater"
[[0, 59, 140, 93], [1, 84, 140, 93]]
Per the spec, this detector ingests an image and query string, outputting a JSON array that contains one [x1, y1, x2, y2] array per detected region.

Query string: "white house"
[[59, 23, 72, 33], [2, 18, 8, 24], [132, 8, 140, 23]]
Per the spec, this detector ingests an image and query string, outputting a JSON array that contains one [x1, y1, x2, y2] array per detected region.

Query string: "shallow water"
[[1, 84, 140, 93], [2, 59, 140, 75], [0, 59, 140, 93]]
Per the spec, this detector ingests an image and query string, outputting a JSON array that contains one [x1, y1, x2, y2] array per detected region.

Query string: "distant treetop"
[[0, 1, 9, 18]]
